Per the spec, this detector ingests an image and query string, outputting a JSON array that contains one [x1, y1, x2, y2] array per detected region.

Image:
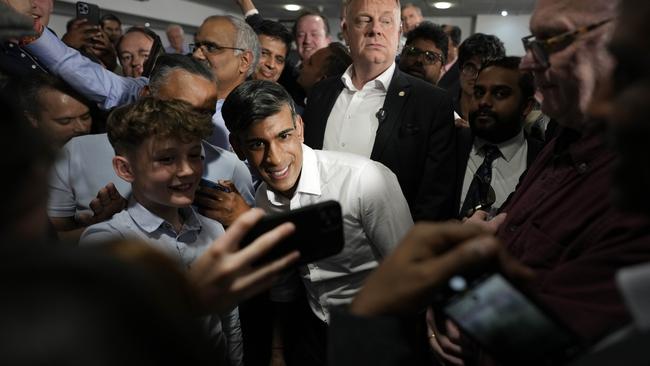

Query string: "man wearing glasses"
[[398, 22, 448, 86], [431, 0, 650, 363]]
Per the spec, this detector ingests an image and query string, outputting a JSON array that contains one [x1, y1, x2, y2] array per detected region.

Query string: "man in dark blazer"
[[454, 57, 544, 218], [303, 0, 456, 222]]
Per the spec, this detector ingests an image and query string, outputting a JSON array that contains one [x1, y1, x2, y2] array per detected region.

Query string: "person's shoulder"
[[80, 210, 130, 245], [395, 70, 449, 99], [63, 133, 111, 154], [314, 149, 379, 171]]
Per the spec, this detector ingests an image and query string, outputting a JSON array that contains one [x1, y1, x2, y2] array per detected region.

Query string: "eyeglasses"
[[402, 45, 444, 65], [191, 41, 245, 54], [522, 18, 613, 68]]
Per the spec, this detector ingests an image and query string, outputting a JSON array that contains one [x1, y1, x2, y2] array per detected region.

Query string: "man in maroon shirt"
[[428, 0, 650, 363]]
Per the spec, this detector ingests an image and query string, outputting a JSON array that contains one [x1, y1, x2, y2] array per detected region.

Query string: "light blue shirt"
[[26, 28, 231, 147], [211, 99, 230, 150], [80, 199, 243, 366], [48, 133, 254, 219], [26, 28, 146, 110]]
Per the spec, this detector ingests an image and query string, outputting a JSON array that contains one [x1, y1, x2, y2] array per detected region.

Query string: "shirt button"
[[577, 162, 588, 174], [341, 142, 346, 147]]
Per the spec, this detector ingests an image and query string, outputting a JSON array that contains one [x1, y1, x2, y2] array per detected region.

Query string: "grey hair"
[[148, 54, 215, 95], [227, 15, 260, 78]]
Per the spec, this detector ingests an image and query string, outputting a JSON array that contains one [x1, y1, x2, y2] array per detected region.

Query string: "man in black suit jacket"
[[454, 56, 543, 218], [303, 0, 456, 222]]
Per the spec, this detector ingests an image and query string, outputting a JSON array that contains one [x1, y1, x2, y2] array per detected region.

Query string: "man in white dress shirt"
[[222, 80, 413, 366]]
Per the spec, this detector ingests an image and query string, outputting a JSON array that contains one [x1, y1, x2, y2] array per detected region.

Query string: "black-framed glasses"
[[522, 18, 613, 68], [402, 45, 444, 65], [191, 41, 245, 54]]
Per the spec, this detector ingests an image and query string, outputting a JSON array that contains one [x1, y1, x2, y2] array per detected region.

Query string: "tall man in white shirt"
[[302, 0, 457, 221], [222, 80, 413, 366], [456, 56, 543, 218]]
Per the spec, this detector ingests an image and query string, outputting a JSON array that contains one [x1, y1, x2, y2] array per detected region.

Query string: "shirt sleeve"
[[232, 160, 255, 206], [220, 307, 243, 366], [47, 143, 76, 218], [358, 161, 414, 257], [79, 222, 124, 246], [25, 28, 147, 110]]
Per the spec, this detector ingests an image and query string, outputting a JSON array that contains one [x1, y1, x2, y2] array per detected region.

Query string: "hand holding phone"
[[76, 2, 100, 26], [240, 200, 344, 266], [440, 272, 584, 365]]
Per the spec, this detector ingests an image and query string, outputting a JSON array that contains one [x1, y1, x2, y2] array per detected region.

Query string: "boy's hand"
[[189, 208, 299, 314], [195, 180, 251, 227], [77, 183, 127, 226]]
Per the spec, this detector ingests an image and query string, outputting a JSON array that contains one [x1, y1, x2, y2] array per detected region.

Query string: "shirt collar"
[[341, 62, 396, 92], [263, 144, 321, 206], [474, 130, 525, 163], [127, 197, 202, 234]]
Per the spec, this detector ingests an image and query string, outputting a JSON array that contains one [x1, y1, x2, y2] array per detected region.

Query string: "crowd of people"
[[1, 0, 650, 365]]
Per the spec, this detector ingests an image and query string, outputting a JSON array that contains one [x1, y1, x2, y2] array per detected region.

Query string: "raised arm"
[[25, 28, 146, 109]]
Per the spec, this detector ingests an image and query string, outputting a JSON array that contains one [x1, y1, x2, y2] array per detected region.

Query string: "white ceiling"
[[187, 0, 537, 22]]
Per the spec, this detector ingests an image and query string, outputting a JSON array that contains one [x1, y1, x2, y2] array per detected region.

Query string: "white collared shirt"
[[257, 144, 413, 323], [460, 131, 528, 213], [322, 63, 397, 158]]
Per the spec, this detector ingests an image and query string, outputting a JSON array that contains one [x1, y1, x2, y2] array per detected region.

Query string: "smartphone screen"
[[141, 33, 164, 78], [443, 273, 583, 364]]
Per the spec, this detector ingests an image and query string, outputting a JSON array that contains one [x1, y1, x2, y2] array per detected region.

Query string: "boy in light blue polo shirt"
[[81, 97, 242, 365]]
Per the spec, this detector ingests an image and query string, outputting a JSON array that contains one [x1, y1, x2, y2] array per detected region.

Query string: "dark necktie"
[[460, 144, 501, 218]]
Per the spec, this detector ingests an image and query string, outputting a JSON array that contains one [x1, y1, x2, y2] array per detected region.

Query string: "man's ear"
[[112, 155, 135, 183], [296, 115, 304, 143], [239, 50, 254, 76], [229, 134, 247, 161], [140, 85, 151, 97]]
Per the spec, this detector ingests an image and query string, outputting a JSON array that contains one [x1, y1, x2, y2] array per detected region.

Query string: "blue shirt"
[[80, 199, 243, 365], [48, 134, 254, 219]]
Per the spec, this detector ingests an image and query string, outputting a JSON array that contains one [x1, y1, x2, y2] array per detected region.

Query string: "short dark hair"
[[292, 11, 330, 38], [222, 80, 296, 137], [116, 26, 157, 53], [323, 42, 352, 78], [148, 54, 215, 95], [480, 56, 535, 102], [457, 33, 505, 70], [19, 73, 89, 121], [100, 14, 122, 26], [107, 97, 213, 156], [257, 20, 293, 57], [442, 24, 461, 47], [405, 21, 449, 63]]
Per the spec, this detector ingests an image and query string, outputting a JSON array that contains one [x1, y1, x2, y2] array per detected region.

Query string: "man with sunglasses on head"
[[430, 0, 650, 363], [398, 21, 448, 86]]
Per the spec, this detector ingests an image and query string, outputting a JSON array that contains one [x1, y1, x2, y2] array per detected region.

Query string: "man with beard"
[[398, 22, 448, 86], [456, 56, 543, 218]]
